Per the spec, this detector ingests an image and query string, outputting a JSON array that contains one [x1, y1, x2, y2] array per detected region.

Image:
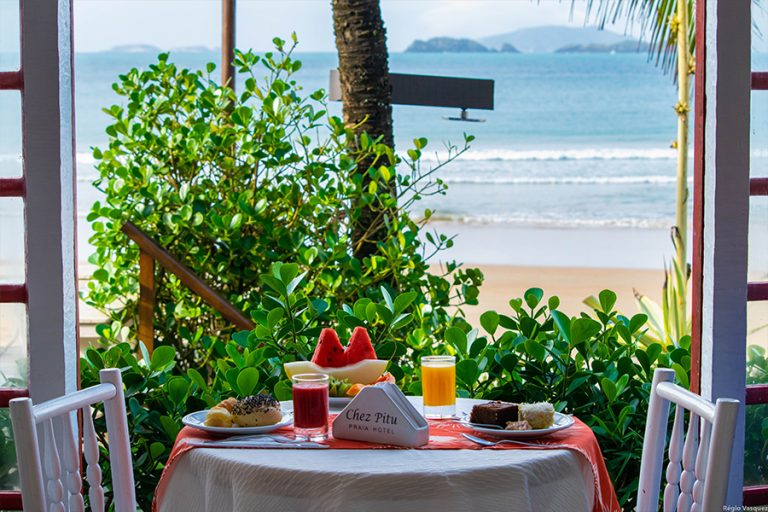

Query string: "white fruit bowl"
[[283, 359, 388, 385]]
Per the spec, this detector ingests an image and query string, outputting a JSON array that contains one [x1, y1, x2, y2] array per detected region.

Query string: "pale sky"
[[68, 0, 639, 53]]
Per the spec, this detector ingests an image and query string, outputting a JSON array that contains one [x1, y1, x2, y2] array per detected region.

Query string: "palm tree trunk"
[[332, 0, 394, 260]]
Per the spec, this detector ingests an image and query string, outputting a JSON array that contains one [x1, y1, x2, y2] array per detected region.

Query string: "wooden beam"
[[0, 284, 27, 303], [750, 178, 768, 196], [138, 250, 155, 356], [751, 72, 768, 90], [744, 486, 768, 506], [0, 178, 25, 197], [221, 0, 235, 88], [0, 70, 23, 90], [0, 491, 23, 510], [0, 388, 28, 408], [121, 222, 254, 331], [745, 384, 768, 405], [748, 282, 768, 302], [690, 0, 707, 395]]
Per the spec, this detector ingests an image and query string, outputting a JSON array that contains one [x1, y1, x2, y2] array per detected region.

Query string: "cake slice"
[[505, 420, 531, 431], [520, 402, 555, 429], [469, 401, 519, 427]]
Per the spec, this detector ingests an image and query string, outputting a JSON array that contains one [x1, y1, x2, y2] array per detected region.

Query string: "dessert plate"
[[458, 412, 574, 439], [182, 410, 293, 435]]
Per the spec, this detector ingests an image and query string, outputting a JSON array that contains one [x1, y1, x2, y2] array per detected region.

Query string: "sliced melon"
[[284, 359, 388, 385]]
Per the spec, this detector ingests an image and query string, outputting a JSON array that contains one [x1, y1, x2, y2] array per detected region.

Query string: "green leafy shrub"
[[85, 37, 482, 368], [82, 278, 685, 511], [745, 344, 768, 486]]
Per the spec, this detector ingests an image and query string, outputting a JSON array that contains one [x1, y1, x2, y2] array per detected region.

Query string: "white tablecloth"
[[159, 398, 595, 512]]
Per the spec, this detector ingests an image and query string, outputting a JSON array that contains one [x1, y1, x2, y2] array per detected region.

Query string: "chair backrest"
[[637, 368, 740, 512], [9, 368, 136, 512]]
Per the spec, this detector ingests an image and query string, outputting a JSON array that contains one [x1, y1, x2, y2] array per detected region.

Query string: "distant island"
[[405, 26, 643, 54], [110, 44, 162, 53], [555, 40, 645, 54], [406, 37, 519, 53]]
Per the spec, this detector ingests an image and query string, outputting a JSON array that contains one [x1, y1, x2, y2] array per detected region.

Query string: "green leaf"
[[598, 289, 617, 313], [267, 308, 284, 328], [672, 363, 689, 389], [393, 291, 417, 314], [150, 442, 166, 459], [274, 380, 293, 401], [160, 415, 180, 440], [524, 338, 546, 361], [600, 378, 617, 402], [380, 286, 394, 312], [456, 359, 479, 387], [479, 310, 500, 336], [524, 288, 544, 309], [445, 327, 467, 354], [150, 346, 176, 371], [236, 367, 260, 395], [551, 310, 571, 343], [167, 377, 189, 406], [186, 368, 207, 390]]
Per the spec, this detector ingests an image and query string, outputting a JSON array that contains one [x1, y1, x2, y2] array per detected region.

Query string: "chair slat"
[[62, 411, 85, 512], [664, 405, 685, 511], [83, 406, 105, 512], [691, 420, 712, 512], [677, 412, 699, 512], [42, 419, 65, 512], [637, 368, 739, 512]]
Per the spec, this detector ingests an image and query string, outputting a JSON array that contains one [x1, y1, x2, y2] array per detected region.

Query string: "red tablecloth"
[[153, 416, 619, 512]]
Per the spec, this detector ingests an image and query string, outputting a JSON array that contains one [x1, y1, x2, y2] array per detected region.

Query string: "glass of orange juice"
[[421, 355, 456, 419]]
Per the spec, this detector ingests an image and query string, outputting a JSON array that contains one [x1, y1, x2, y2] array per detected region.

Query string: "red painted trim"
[[0, 491, 23, 510], [0, 284, 27, 303], [751, 178, 768, 196], [0, 388, 28, 407], [690, 0, 706, 395], [752, 72, 768, 90], [748, 282, 768, 301], [0, 178, 25, 197], [744, 485, 768, 506], [0, 70, 23, 90], [746, 385, 768, 405]]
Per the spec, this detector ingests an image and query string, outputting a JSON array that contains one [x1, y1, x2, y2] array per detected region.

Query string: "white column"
[[701, 0, 751, 505], [21, 0, 79, 402]]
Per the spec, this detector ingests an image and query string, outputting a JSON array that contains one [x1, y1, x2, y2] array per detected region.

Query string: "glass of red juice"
[[292, 373, 329, 441]]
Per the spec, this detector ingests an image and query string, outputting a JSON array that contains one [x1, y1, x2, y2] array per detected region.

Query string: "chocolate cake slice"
[[469, 401, 519, 427]]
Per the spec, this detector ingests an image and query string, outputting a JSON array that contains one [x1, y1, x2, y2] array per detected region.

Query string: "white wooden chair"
[[9, 368, 136, 512], [637, 368, 740, 512]]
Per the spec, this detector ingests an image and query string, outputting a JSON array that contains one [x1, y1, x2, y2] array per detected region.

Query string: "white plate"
[[182, 410, 293, 435], [459, 411, 574, 439]]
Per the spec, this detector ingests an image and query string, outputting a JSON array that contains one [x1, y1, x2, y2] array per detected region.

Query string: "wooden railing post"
[[121, 222, 254, 333], [138, 250, 155, 357]]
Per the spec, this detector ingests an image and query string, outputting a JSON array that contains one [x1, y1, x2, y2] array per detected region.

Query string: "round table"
[[159, 397, 595, 512]]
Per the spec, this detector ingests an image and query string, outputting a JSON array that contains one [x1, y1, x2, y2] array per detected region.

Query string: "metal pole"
[[222, 0, 235, 88]]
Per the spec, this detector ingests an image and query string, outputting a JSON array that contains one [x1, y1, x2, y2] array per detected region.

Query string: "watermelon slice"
[[344, 327, 377, 365], [311, 328, 347, 368]]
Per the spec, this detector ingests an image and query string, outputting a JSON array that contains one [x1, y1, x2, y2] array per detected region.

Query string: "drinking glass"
[[421, 355, 456, 419], [292, 373, 330, 441]]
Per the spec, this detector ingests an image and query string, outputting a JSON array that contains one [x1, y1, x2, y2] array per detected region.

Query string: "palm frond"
[[581, 0, 694, 75]]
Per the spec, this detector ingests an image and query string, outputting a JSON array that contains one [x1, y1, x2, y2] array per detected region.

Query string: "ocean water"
[[2, 50, 767, 269]]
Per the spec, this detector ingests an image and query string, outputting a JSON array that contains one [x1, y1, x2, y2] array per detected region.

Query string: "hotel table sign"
[[332, 382, 429, 447]]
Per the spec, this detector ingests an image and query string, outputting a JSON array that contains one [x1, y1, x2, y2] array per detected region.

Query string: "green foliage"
[[79, 269, 422, 510], [440, 287, 689, 511], [745, 344, 768, 486], [84, 39, 482, 369], [83, 281, 687, 511]]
